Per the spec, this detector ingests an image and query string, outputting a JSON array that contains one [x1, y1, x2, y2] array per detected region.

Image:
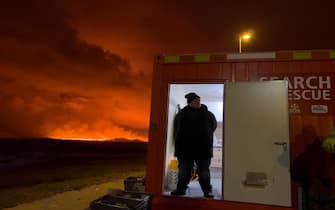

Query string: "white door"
[[223, 81, 291, 206]]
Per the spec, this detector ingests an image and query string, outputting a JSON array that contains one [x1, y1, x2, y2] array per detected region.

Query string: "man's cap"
[[185, 92, 200, 103]]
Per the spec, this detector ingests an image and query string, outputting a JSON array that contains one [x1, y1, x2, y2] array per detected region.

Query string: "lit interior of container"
[[163, 84, 224, 199]]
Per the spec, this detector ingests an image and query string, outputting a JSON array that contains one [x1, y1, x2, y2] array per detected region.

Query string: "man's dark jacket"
[[173, 104, 217, 159]]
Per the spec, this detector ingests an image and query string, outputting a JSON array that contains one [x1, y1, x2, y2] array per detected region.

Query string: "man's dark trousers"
[[176, 158, 212, 193]]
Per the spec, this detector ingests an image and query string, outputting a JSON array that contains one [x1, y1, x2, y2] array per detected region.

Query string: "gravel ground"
[[0, 158, 146, 209], [3, 180, 123, 210]]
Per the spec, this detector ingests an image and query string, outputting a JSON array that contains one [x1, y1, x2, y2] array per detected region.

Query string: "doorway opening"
[[162, 84, 224, 199]]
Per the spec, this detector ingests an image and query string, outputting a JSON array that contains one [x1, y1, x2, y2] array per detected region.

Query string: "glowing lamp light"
[[242, 33, 251, 40], [238, 32, 253, 53]]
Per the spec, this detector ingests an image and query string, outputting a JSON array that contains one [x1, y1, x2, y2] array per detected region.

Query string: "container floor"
[[163, 167, 222, 199]]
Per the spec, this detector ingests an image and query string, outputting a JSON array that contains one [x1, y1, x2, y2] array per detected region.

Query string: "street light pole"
[[239, 37, 242, 53], [238, 32, 252, 53]]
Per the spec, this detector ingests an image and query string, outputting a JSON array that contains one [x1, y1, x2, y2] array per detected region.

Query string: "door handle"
[[274, 141, 287, 146], [274, 141, 288, 151]]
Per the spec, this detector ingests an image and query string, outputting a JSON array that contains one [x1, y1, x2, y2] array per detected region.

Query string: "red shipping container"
[[145, 50, 335, 210]]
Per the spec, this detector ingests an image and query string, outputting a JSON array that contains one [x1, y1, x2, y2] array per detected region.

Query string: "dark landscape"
[[0, 139, 147, 209]]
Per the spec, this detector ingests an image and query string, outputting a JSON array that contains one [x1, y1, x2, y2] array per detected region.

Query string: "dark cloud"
[[0, 1, 150, 139], [113, 122, 149, 139], [150, 0, 335, 52], [0, 66, 148, 139], [0, 82, 107, 138], [59, 93, 92, 101], [65, 0, 335, 57], [0, 0, 132, 87], [0, 95, 47, 137]]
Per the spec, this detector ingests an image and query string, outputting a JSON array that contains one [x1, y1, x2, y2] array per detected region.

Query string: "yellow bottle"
[[168, 159, 178, 170]]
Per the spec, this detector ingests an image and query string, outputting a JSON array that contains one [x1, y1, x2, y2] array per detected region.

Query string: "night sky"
[[1, 0, 335, 140]]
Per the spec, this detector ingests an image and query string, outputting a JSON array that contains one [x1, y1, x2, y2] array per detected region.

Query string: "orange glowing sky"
[[1, 1, 335, 141]]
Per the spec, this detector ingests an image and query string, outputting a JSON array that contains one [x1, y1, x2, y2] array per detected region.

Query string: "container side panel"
[[246, 60, 335, 146], [146, 60, 168, 194], [164, 64, 198, 81], [147, 58, 335, 209], [195, 63, 227, 80], [162, 63, 234, 82], [151, 196, 293, 210], [234, 63, 250, 81]]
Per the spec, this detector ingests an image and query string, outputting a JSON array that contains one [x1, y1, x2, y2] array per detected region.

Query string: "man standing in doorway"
[[171, 92, 217, 198]]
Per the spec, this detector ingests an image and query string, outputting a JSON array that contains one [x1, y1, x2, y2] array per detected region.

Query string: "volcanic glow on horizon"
[[49, 136, 147, 142], [47, 121, 148, 141]]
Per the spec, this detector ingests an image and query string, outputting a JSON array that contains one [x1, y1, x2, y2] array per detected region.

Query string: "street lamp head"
[[238, 31, 253, 53], [241, 33, 251, 40]]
